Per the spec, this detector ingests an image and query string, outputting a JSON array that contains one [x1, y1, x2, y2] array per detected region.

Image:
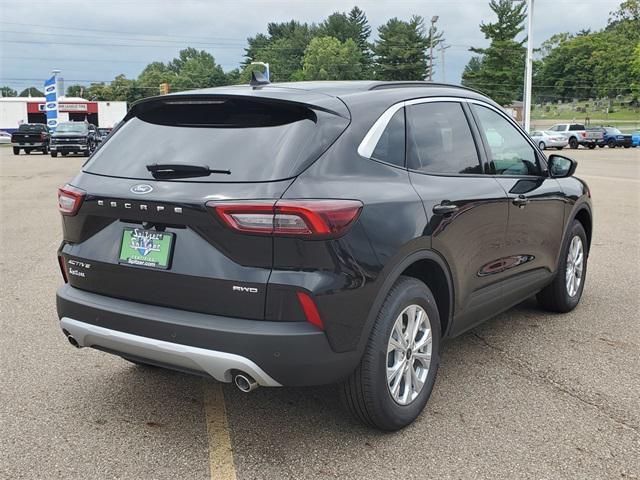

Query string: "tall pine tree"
[[373, 16, 441, 81], [462, 0, 527, 105]]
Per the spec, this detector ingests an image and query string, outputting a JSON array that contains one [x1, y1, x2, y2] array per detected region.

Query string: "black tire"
[[51, 152, 58, 158], [42, 146, 48, 154], [341, 276, 441, 431], [623, 145, 630, 149], [607, 139, 616, 148], [12, 147, 19, 155], [24, 149, 31, 155], [555, 147, 564, 150], [569, 137, 578, 149], [588, 144, 596, 149], [598, 145, 605, 148], [61, 152, 68, 156], [538, 141, 546, 150], [537, 221, 588, 313]]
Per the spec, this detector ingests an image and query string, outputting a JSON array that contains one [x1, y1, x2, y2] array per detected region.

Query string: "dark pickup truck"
[[50, 122, 99, 157], [11, 123, 50, 155], [592, 126, 633, 148]]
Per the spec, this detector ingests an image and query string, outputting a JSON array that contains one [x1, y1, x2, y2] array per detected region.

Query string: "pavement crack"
[[470, 332, 640, 435]]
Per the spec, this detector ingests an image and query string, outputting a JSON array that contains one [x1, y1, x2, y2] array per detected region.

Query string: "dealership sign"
[[43, 75, 58, 130], [38, 103, 88, 112]]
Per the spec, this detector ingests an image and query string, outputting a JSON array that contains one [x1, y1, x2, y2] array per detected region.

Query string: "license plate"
[[118, 227, 174, 269]]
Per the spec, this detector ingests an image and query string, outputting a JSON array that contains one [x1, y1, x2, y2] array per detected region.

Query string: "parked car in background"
[[631, 131, 640, 147], [11, 123, 50, 155], [56, 81, 593, 431], [529, 130, 568, 150], [592, 126, 633, 148], [97, 128, 112, 143], [50, 122, 99, 157], [0, 131, 11, 144], [548, 123, 603, 149]]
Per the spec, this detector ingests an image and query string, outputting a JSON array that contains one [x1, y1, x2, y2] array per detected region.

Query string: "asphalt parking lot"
[[1, 146, 638, 480]]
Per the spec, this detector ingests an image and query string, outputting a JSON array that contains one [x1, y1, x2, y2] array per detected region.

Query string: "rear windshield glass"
[[57, 123, 88, 133], [83, 98, 348, 182], [18, 124, 45, 132]]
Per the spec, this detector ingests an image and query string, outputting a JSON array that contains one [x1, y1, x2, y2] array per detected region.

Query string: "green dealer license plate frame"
[[118, 227, 175, 270]]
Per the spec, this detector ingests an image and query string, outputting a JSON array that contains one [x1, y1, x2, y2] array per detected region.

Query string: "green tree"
[[171, 50, 227, 91], [302, 36, 363, 80], [462, 0, 527, 105], [0, 86, 18, 97], [66, 85, 86, 97], [84, 82, 111, 101], [373, 16, 439, 81], [19, 87, 44, 97]]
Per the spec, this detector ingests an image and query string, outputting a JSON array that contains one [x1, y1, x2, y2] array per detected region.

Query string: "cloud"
[[0, 0, 619, 92]]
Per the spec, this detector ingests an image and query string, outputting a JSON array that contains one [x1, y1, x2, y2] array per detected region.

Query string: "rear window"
[[83, 98, 349, 182], [569, 124, 585, 131], [18, 124, 45, 132]]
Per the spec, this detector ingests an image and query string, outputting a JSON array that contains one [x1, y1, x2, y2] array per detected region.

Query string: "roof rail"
[[369, 81, 486, 96]]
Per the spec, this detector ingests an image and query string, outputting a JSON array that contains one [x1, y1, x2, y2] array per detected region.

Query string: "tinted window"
[[371, 108, 405, 167], [18, 124, 45, 132], [406, 102, 481, 174], [56, 123, 88, 133], [569, 124, 585, 131], [84, 98, 348, 182], [472, 104, 540, 176]]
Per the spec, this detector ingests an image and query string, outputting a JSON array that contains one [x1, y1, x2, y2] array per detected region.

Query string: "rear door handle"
[[512, 195, 529, 208], [433, 203, 459, 215]]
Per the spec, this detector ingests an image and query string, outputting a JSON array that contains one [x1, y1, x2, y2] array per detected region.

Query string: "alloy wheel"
[[565, 236, 584, 297], [386, 304, 432, 405]]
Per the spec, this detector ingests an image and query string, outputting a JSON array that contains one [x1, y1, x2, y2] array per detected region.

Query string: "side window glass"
[[371, 108, 405, 167], [472, 104, 541, 176], [406, 102, 481, 174]]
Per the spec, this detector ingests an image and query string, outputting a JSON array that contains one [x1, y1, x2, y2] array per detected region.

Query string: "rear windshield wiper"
[[146, 163, 231, 179]]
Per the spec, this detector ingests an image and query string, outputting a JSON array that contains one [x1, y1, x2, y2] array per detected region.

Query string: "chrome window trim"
[[357, 96, 468, 159]]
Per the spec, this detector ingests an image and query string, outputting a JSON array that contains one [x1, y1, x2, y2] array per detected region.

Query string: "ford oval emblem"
[[130, 184, 153, 195]]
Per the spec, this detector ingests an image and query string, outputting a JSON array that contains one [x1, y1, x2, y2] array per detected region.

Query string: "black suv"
[[56, 81, 592, 430]]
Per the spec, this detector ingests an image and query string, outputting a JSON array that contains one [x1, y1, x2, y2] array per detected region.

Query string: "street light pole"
[[428, 16, 439, 82], [523, 0, 534, 131]]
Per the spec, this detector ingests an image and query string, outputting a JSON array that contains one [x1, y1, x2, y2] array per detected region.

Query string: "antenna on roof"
[[250, 70, 270, 87]]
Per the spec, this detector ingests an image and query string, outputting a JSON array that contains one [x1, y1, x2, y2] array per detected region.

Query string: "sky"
[[0, 0, 622, 95]]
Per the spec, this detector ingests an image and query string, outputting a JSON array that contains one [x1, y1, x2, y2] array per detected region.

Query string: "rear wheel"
[[24, 149, 31, 155], [607, 139, 616, 148], [12, 147, 19, 155], [538, 141, 546, 150], [341, 276, 441, 431], [537, 221, 588, 313], [569, 137, 578, 149]]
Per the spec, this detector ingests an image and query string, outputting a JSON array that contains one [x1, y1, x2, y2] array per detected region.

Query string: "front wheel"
[[341, 276, 441, 431], [537, 221, 588, 313], [538, 141, 546, 150], [607, 139, 616, 148], [569, 137, 578, 149]]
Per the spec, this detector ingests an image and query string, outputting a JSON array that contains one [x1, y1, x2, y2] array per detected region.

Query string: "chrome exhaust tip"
[[234, 373, 258, 393]]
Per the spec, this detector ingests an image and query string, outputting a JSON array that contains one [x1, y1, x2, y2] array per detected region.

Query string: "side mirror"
[[548, 154, 577, 178]]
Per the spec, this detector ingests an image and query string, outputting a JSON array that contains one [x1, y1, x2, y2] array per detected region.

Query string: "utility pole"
[[439, 44, 450, 83], [523, 0, 534, 131], [428, 16, 439, 82]]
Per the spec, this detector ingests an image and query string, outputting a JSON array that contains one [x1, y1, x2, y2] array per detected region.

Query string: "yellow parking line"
[[203, 380, 237, 480]]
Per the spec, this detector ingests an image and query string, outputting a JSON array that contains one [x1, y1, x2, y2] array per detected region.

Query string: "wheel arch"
[[573, 205, 593, 252], [358, 250, 455, 353]]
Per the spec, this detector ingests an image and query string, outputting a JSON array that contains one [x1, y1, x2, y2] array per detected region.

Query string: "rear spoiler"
[[125, 89, 351, 123]]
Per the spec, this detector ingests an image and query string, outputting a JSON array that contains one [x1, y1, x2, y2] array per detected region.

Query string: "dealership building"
[[0, 97, 127, 132]]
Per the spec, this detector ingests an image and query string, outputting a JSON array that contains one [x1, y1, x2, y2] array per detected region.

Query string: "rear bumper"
[[12, 142, 45, 147], [56, 284, 360, 386]]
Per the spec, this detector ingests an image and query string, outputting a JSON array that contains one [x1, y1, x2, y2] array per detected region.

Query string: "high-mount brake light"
[[57, 184, 86, 216], [208, 199, 363, 239]]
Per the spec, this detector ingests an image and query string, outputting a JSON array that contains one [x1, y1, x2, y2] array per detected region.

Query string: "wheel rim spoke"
[[386, 304, 433, 405], [565, 235, 584, 298]]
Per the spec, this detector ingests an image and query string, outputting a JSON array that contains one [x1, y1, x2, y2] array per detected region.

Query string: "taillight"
[[58, 255, 68, 283], [296, 291, 324, 330], [57, 184, 86, 216], [208, 199, 363, 239]]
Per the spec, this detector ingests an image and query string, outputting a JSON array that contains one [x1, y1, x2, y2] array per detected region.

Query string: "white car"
[[530, 130, 568, 150], [0, 131, 11, 144]]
